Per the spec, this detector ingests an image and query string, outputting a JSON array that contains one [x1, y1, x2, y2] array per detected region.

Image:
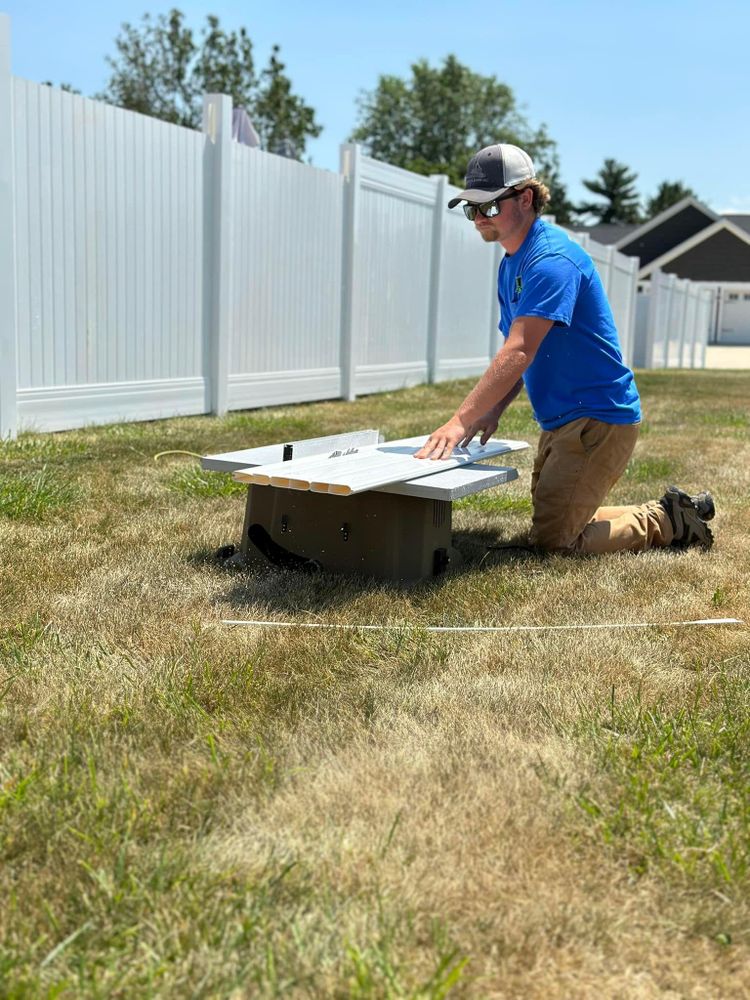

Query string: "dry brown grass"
[[0, 369, 748, 997]]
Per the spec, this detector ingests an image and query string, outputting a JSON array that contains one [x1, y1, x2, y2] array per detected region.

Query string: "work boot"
[[660, 486, 714, 549], [691, 490, 715, 521]]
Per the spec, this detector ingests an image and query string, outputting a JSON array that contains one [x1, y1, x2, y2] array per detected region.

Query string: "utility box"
[[240, 485, 457, 580]]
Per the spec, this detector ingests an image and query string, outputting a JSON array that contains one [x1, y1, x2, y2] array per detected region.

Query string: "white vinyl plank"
[[375, 464, 519, 500], [201, 429, 381, 472], [232, 436, 529, 495]]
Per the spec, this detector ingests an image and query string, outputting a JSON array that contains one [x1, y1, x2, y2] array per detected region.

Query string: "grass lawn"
[[1, 369, 749, 998]]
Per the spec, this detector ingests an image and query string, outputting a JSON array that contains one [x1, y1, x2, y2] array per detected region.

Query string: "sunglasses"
[[462, 189, 523, 221]]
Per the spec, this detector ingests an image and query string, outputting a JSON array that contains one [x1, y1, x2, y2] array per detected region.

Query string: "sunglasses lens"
[[464, 189, 523, 221]]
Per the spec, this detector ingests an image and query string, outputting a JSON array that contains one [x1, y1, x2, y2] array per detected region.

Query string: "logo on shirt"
[[515, 276, 523, 296]]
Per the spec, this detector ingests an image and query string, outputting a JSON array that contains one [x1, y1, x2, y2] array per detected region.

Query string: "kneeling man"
[[416, 143, 714, 552]]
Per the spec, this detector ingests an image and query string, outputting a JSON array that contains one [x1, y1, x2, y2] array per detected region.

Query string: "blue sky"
[[3, 0, 749, 213]]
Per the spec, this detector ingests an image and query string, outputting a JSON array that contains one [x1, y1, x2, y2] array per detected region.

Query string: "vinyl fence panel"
[[632, 270, 713, 369], [685, 284, 711, 368], [228, 143, 344, 409], [0, 15, 17, 437], [13, 79, 207, 430], [650, 271, 672, 367], [434, 185, 503, 381], [666, 277, 688, 367], [347, 152, 435, 394]]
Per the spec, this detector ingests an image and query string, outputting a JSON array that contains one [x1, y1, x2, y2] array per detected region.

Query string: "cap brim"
[[447, 186, 511, 209]]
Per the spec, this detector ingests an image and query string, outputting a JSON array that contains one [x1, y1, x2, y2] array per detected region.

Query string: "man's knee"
[[529, 522, 578, 552]]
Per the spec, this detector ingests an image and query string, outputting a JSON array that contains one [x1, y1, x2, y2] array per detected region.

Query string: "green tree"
[[645, 180, 697, 219], [350, 55, 561, 200], [42, 82, 82, 94], [253, 46, 320, 157], [577, 158, 641, 224], [542, 164, 576, 225], [96, 9, 321, 156]]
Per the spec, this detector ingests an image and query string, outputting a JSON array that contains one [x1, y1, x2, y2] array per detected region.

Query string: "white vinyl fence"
[[632, 270, 714, 369], [0, 15, 708, 439]]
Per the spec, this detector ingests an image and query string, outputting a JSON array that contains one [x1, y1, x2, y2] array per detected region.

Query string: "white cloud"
[[718, 195, 750, 214]]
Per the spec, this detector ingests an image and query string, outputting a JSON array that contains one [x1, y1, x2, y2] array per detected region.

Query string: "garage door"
[[719, 287, 750, 344]]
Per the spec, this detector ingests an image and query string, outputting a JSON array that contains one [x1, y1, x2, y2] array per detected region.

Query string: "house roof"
[[638, 218, 750, 280], [616, 198, 722, 269], [568, 222, 639, 245], [570, 197, 719, 252], [723, 214, 750, 235], [614, 197, 718, 252], [570, 200, 750, 282]]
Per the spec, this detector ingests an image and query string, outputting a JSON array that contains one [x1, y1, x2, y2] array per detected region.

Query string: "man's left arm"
[[415, 316, 553, 460]]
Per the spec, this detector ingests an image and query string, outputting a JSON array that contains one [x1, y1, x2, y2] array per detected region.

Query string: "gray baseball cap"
[[448, 144, 536, 208]]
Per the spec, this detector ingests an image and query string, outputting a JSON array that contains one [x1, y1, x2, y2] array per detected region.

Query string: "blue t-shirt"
[[498, 218, 641, 431]]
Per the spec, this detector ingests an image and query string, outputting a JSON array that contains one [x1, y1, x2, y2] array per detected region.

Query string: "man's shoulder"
[[526, 220, 592, 273]]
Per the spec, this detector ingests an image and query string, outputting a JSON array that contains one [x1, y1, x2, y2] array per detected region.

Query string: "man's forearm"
[[415, 317, 549, 460], [487, 377, 524, 418], [456, 347, 529, 425]]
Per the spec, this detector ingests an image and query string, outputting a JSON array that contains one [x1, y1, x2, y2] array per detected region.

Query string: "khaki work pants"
[[529, 417, 674, 554]]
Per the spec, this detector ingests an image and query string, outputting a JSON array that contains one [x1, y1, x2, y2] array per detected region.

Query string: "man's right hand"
[[414, 415, 471, 460]]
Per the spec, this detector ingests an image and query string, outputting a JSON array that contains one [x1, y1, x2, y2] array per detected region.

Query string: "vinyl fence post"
[[682, 281, 699, 368], [674, 279, 686, 368], [713, 286, 725, 345], [622, 255, 639, 368], [601, 243, 614, 297], [339, 143, 361, 401], [655, 273, 667, 367], [665, 273, 678, 368], [0, 15, 18, 439], [645, 271, 661, 368], [697, 289, 712, 369], [427, 174, 448, 383], [202, 94, 233, 417], [695, 287, 709, 369], [488, 244, 503, 361]]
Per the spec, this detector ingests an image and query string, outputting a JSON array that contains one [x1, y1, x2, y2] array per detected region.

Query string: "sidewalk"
[[704, 346, 750, 370]]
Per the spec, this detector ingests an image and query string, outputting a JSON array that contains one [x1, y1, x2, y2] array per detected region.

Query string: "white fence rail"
[[0, 15, 708, 439], [632, 270, 714, 369]]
